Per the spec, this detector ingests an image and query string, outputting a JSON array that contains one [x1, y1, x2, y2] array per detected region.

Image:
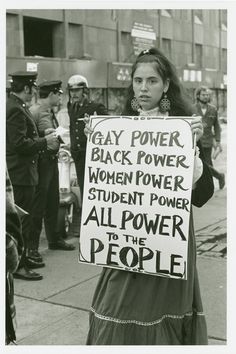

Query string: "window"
[[6, 13, 20, 56], [162, 38, 171, 59], [23, 17, 54, 57], [121, 31, 134, 61], [161, 10, 172, 18], [222, 48, 227, 71], [195, 44, 203, 68], [68, 24, 83, 59], [194, 9, 203, 24], [181, 10, 191, 21], [221, 10, 227, 31], [121, 31, 131, 47], [111, 9, 118, 21]]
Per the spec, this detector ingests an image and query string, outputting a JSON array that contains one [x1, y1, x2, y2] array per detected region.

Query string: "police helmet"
[[67, 75, 89, 90]]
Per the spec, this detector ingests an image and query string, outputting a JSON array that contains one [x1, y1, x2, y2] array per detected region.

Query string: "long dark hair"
[[123, 47, 194, 116]]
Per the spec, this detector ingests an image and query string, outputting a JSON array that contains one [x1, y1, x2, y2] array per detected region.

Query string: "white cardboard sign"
[[79, 116, 195, 280]]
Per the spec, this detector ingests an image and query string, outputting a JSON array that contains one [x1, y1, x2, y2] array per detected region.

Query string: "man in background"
[[6, 72, 58, 280], [67, 74, 108, 199], [29, 80, 75, 267], [194, 85, 225, 189]]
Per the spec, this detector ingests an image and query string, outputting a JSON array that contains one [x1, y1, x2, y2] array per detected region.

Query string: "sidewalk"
[[193, 123, 227, 344], [13, 124, 227, 345], [193, 186, 227, 345], [13, 188, 227, 345]]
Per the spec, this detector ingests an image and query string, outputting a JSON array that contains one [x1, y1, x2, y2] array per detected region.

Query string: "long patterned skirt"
[[86, 213, 208, 345]]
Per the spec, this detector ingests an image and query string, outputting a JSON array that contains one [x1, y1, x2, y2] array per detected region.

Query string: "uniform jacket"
[[6, 169, 24, 344], [67, 98, 108, 155], [6, 169, 24, 273], [194, 102, 221, 148], [30, 101, 60, 158], [6, 94, 47, 186]]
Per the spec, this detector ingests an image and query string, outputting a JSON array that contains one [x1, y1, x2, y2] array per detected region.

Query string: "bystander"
[[29, 80, 75, 266], [6, 72, 59, 280], [194, 85, 225, 189]]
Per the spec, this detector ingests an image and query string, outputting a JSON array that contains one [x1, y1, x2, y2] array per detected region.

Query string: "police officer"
[[67, 75, 108, 198], [6, 71, 59, 280], [29, 81, 75, 264]]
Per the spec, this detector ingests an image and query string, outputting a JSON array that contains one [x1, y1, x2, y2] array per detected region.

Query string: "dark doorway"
[[24, 17, 54, 57]]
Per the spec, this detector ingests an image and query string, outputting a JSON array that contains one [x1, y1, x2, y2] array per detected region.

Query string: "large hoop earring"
[[159, 92, 171, 113], [131, 97, 141, 112]]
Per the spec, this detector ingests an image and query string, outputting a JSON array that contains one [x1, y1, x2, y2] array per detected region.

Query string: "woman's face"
[[133, 62, 169, 111]]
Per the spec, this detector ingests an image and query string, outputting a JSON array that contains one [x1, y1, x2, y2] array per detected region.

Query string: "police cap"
[[9, 71, 38, 87], [39, 80, 63, 95]]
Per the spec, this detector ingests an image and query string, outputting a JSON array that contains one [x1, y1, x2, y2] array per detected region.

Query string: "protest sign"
[[79, 116, 195, 280]]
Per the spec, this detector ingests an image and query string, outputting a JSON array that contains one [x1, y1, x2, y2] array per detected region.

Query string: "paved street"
[[13, 123, 227, 346]]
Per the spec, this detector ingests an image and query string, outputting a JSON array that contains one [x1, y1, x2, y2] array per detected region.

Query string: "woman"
[[85, 48, 214, 345]]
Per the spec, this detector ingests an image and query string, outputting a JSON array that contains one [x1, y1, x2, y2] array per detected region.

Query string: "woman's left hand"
[[191, 115, 203, 142]]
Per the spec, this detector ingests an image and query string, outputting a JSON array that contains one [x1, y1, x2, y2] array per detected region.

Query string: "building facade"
[[6, 9, 227, 115]]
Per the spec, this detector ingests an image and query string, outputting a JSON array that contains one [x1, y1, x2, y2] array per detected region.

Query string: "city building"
[[6, 9, 227, 115]]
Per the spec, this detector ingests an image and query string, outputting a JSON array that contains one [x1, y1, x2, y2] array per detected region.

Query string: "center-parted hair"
[[123, 47, 194, 116], [194, 85, 209, 101]]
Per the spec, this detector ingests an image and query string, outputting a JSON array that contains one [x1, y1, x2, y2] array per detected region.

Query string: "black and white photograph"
[[2, 1, 236, 353]]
